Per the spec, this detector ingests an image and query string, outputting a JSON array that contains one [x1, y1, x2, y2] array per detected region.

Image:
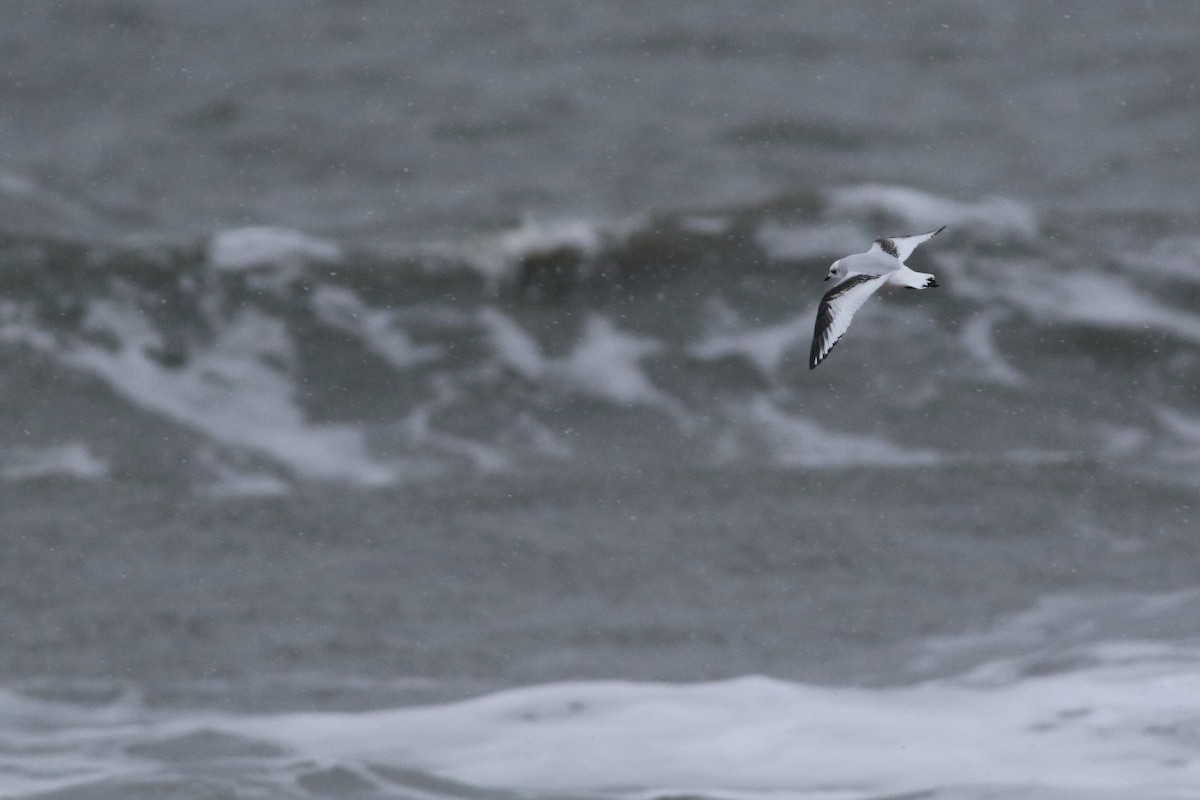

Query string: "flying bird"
[[809, 226, 946, 369]]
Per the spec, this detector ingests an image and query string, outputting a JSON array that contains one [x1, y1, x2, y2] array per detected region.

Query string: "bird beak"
[[824, 275, 831, 281]]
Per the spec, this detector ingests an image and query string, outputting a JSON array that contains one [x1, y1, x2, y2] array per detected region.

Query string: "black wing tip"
[[934, 225, 947, 235], [809, 336, 838, 369]]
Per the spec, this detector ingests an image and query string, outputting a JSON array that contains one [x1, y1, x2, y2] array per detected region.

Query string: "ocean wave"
[[5, 640, 1200, 799], [1149, 407, 1200, 476], [942, 252, 1200, 347], [754, 219, 864, 262], [460, 215, 611, 286], [310, 285, 444, 370], [0, 172, 119, 241], [233, 654, 1200, 798], [0, 186, 1187, 487], [957, 309, 1025, 387], [207, 226, 344, 274], [689, 299, 812, 378], [1121, 236, 1200, 283], [827, 184, 1039, 240], [0, 443, 107, 482], [910, 589, 1200, 681], [715, 396, 943, 469], [549, 314, 674, 410], [66, 297, 398, 485]]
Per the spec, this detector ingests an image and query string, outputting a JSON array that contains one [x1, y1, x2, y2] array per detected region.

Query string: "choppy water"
[[3, 2, 1200, 798]]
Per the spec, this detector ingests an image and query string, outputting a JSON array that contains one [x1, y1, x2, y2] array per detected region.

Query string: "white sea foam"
[[959, 310, 1025, 386], [194, 448, 293, 497], [1152, 406, 1200, 470], [6, 639, 1200, 799], [0, 171, 113, 239], [506, 412, 574, 460], [208, 226, 344, 273], [66, 299, 396, 485], [462, 216, 607, 285], [755, 219, 865, 262], [1039, 272, 1200, 342], [0, 300, 57, 351], [1122, 236, 1200, 283], [219, 645, 1200, 799], [399, 376, 510, 474], [1156, 406, 1200, 445], [689, 299, 937, 381], [557, 315, 670, 408], [1094, 422, 1154, 461], [945, 255, 1200, 345], [911, 590, 1200, 680], [0, 443, 108, 482], [689, 302, 811, 377], [1077, 398, 1200, 482], [718, 397, 942, 468], [478, 307, 546, 380], [310, 285, 443, 369], [828, 184, 1038, 240], [481, 309, 681, 414]]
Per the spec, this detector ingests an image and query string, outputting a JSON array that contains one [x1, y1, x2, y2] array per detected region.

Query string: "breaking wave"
[[2, 185, 1198, 487]]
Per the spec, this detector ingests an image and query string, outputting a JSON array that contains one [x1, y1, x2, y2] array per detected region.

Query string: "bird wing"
[[868, 226, 946, 265], [810, 273, 889, 369]]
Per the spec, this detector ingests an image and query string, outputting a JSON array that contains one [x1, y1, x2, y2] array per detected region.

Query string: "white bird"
[[809, 226, 946, 369]]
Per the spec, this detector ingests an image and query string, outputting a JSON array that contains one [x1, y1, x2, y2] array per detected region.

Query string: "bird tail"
[[895, 269, 938, 289]]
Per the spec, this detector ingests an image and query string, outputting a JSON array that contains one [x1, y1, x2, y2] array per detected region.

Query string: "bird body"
[[809, 226, 945, 369]]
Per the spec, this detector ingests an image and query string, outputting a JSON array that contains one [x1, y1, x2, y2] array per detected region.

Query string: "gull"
[[810, 226, 945, 369]]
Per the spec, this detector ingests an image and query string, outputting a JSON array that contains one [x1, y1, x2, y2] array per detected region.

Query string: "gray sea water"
[[4, 2, 1200, 798]]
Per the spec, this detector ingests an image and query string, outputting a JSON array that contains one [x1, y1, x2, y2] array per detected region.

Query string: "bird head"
[[825, 260, 844, 282]]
